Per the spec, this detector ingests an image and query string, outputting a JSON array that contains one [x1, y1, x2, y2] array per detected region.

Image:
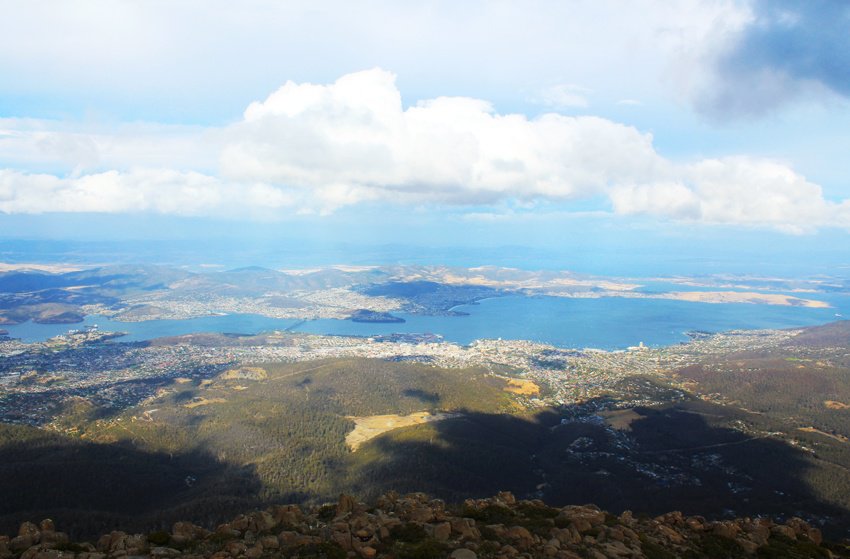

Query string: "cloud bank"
[[0, 169, 293, 217], [610, 158, 850, 234], [697, 0, 850, 118], [2, 69, 849, 232], [221, 70, 667, 210]]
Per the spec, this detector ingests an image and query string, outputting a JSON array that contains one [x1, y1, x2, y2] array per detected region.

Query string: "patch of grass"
[[756, 535, 830, 559], [515, 502, 559, 519], [691, 533, 748, 559], [639, 534, 677, 559], [604, 512, 620, 527]]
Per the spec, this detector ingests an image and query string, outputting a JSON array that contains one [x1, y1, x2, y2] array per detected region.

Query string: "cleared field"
[[825, 400, 850, 410], [183, 397, 227, 409], [503, 378, 540, 396], [799, 426, 849, 443], [346, 411, 459, 451], [600, 408, 643, 431], [220, 366, 268, 381]]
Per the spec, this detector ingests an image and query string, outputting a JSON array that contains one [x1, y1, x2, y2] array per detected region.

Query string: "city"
[[0, 323, 806, 426]]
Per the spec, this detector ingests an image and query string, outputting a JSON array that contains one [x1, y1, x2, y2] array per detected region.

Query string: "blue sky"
[[1, 0, 849, 273]]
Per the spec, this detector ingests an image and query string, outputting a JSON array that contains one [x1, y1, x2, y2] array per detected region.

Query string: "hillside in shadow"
[[348, 399, 850, 538], [0, 424, 264, 539], [3, 355, 850, 541]]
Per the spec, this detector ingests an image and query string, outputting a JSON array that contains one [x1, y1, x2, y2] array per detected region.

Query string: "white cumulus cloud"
[[222, 69, 669, 208], [1, 69, 849, 233], [0, 168, 294, 217], [610, 157, 850, 234]]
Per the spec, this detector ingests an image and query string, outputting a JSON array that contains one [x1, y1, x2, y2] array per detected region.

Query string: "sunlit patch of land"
[[825, 400, 850, 410], [798, 426, 849, 443], [183, 397, 227, 409], [220, 366, 268, 381], [542, 289, 829, 308], [600, 408, 643, 431], [0, 262, 85, 273], [657, 291, 829, 308], [346, 411, 459, 451], [503, 378, 540, 396]]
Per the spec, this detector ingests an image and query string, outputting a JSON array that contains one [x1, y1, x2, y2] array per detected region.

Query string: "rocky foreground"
[[1, 492, 846, 559]]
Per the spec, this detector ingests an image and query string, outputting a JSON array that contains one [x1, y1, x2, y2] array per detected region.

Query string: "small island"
[[348, 309, 406, 323]]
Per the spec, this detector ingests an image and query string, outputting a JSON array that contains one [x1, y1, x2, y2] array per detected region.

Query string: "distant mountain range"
[[0, 264, 837, 325]]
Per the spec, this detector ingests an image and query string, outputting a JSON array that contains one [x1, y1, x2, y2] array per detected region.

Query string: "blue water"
[[4, 294, 849, 350], [2, 314, 302, 344]]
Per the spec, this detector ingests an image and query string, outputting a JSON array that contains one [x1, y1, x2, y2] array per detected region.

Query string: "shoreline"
[[0, 313, 830, 355]]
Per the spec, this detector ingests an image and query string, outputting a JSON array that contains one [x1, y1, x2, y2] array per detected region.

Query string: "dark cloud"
[[699, 0, 850, 118]]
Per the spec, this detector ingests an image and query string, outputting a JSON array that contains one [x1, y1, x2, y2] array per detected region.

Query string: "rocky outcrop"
[[0, 492, 845, 559]]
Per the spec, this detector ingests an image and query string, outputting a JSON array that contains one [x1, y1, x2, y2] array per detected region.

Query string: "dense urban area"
[[0, 323, 806, 425]]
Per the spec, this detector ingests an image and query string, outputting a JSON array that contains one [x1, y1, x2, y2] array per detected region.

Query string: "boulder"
[[603, 540, 632, 557], [496, 492, 516, 506], [407, 505, 435, 523], [786, 517, 822, 545], [149, 547, 181, 558], [223, 541, 247, 557], [249, 511, 277, 533], [736, 538, 760, 554], [337, 494, 357, 515], [9, 536, 35, 553], [655, 511, 684, 527], [654, 524, 684, 544], [18, 523, 40, 540], [770, 525, 797, 540], [499, 544, 519, 557], [259, 535, 279, 550], [330, 531, 351, 551], [505, 526, 534, 550], [229, 515, 250, 532], [271, 504, 303, 527], [244, 545, 263, 559], [450, 549, 477, 559], [39, 531, 69, 547], [711, 522, 740, 540], [559, 505, 605, 534], [740, 521, 770, 546], [214, 525, 240, 539], [451, 518, 480, 540], [685, 516, 707, 532], [433, 522, 452, 542]]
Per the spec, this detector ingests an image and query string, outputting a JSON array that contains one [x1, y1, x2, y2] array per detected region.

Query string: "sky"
[[1, 0, 850, 274]]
